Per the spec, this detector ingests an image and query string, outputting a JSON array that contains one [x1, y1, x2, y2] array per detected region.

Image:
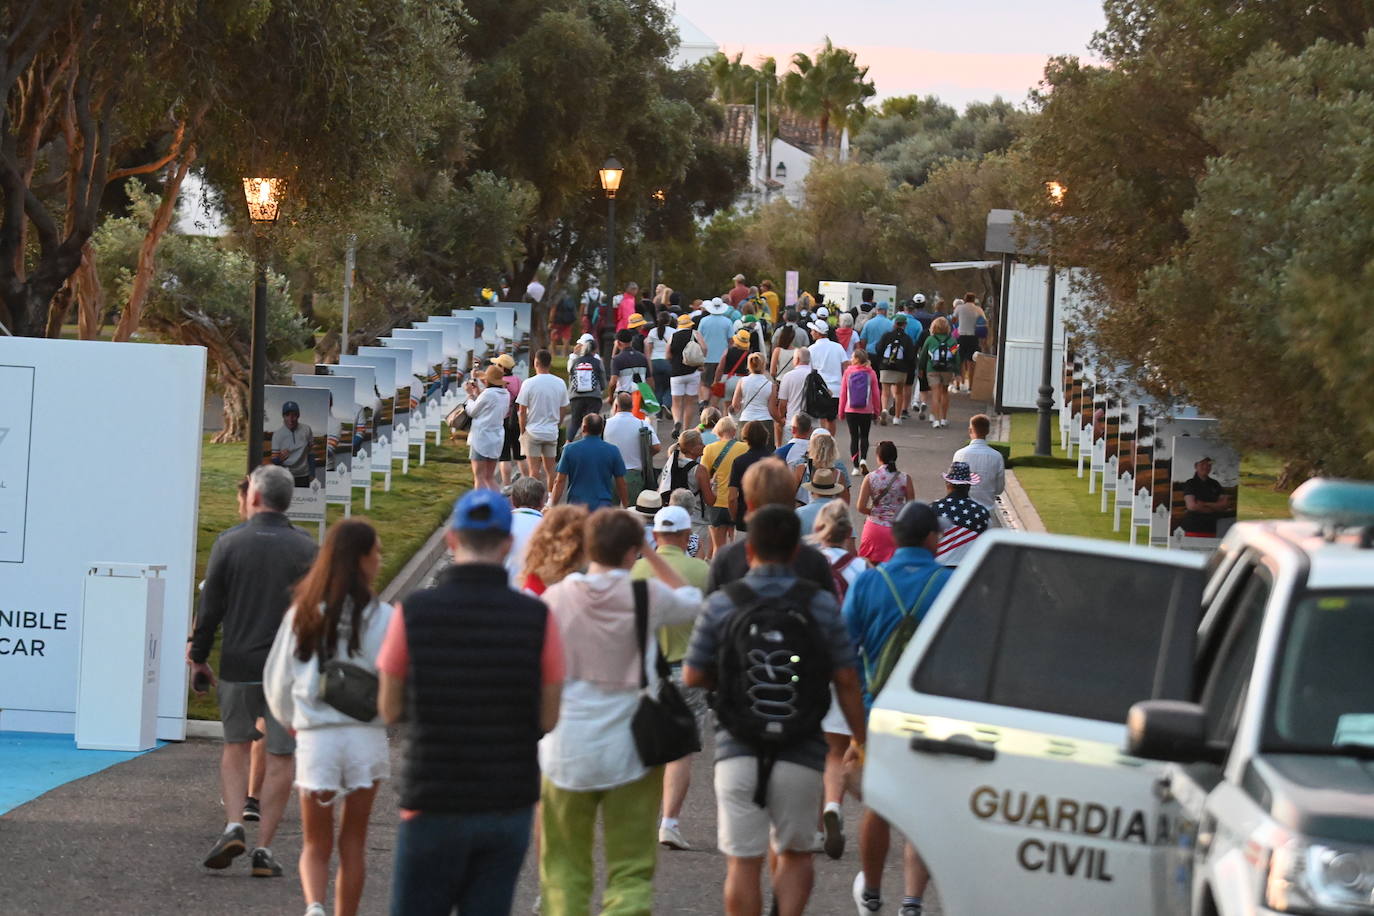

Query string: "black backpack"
[[802, 369, 836, 419], [555, 296, 576, 324], [715, 581, 833, 806]]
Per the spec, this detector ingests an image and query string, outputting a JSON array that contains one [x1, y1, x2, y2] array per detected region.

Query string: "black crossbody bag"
[[315, 607, 379, 722], [629, 579, 702, 766]]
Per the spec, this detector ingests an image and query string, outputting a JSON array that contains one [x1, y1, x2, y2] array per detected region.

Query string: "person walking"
[[839, 349, 880, 474], [609, 328, 652, 401], [550, 290, 578, 357], [263, 520, 393, 916], [808, 500, 869, 860], [719, 328, 754, 407], [539, 509, 704, 916], [628, 506, 712, 852], [567, 336, 608, 442], [701, 416, 743, 556], [856, 440, 914, 564], [951, 413, 1006, 517], [492, 354, 525, 490], [843, 503, 953, 916], [726, 273, 750, 308], [668, 314, 706, 440], [683, 505, 867, 916], [931, 461, 992, 566], [520, 504, 590, 595], [378, 490, 564, 916], [725, 420, 776, 534], [698, 299, 735, 408], [768, 322, 802, 427], [517, 349, 570, 485], [657, 429, 716, 559], [603, 391, 661, 502], [797, 466, 847, 537], [792, 431, 852, 508], [952, 293, 986, 392], [836, 312, 857, 356], [857, 301, 892, 354], [758, 279, 781, 323], [730, 352, 778, 444], [461, 364, 511, 492], [706, 458, 838, 594], [775, 347, 812, 438], [552, 412, 629, 510], [875, 315, 916, 427], [615, 281, 641, 332], [807, 322, 846, 436], [190, 465, 317, 878], [919, 317, 960, 428], [646, 312, 675, 409], [506, 476, 548, 586]]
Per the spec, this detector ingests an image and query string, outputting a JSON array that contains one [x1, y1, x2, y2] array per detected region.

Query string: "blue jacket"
[[840, 546, 951, 704]]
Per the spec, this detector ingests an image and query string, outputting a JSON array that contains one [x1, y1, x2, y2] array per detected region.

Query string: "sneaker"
[[242, 796, 260, 823], [671, 423, 682, 441], [659, 822, 691, 850], [878, 410, 889, 426], [859, 459, 870, 476], [893, 416, 902, 426], [251, 846, 283, 878], [917, 402, 929, 421], [823, 807, 846, 859], [305, 905, 327, 916], [201, 824, 246, 869], [930, 417, 939, 429], [853, 872, 882, 913], [899, 905, 923, 916]]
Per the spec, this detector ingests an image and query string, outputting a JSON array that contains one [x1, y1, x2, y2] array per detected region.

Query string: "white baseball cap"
[[914, 293, 926, 304], [816, 307, 829, 319], [653, 505, 693, 533], [578, 333, 595, 344]]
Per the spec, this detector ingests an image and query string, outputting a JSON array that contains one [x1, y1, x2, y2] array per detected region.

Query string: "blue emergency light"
[[1290, 478, 1374, 530]]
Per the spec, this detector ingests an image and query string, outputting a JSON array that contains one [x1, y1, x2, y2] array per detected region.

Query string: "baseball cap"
[[652, 505, 692, 533], [875, 301, 888, 312], [450, 489, 512, 533], [914, 293, 926, 304], [282, 401, 300, 415], [816, 306, 829, 319], [578, 332, 595, 344], [733, 273, 746, 283], [489, 353, 515, 370], [894, 313, 908, 325], [892, 501, 939, 546], [810, 320, 830, 335]]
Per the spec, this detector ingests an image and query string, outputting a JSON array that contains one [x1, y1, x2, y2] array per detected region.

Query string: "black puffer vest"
[[398, 563, 548, 813]]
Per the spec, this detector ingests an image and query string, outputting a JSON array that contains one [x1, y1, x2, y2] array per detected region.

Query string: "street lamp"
[[599, 156, 624, 298], [1034, 181, 1066, 457], [242, 176, 286, 475]]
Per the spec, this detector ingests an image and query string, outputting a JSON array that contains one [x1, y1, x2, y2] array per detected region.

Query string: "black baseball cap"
[[892, 502, 939, 547], [281, 401, 300, 416]]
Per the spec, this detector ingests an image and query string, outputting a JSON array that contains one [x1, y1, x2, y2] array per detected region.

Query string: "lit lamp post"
[[599, 156, 624, 298], [241, 176, 286, 475], [1035, 181, 1067, 457]]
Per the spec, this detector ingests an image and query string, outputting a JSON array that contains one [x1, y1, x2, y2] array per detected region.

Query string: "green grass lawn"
[[997, 413, 1292, 541], [188, 430, 473, 719]]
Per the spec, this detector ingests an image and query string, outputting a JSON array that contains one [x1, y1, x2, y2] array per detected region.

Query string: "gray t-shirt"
[[685, 565, 858, 771], [953, 301, 985, 337], [271, 423, 314, 477]]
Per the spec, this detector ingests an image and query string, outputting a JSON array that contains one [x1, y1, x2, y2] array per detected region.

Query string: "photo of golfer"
[[1170, 437, 1240, 540], [263, 385, 329, 523]]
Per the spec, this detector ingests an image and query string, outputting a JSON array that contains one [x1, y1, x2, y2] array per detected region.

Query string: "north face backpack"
[[846, 370, 869, 410], [715, 581, 833, 806], [928, 336, 956, 373]]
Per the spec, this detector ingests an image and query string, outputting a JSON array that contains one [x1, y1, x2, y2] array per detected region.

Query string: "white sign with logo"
[[0, 337, 205, 739]]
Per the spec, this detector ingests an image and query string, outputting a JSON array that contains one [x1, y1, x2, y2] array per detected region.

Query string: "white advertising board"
[[322, 363, 391, 494], [785, 270, 800, 307], [291, 374, 357, 514], [373, 343, 427, 460], [348, 350, 410, 471], [0, 337, 205, 739], [390, 330, 446, 437], [263, 385, 328, 524]]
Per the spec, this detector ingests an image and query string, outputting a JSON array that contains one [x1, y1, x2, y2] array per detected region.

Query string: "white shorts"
[[820, 685, 851, 736], [295, 725, 390, 797], [670, 373, 700, 397], [715, 756, 824, 858]]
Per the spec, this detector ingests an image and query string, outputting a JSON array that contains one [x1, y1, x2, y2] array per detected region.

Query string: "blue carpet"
[[0, 732, 159, 816]]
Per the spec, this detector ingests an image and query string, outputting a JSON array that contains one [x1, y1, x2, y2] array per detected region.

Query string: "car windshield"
[[1267, 590, 1374, 754]]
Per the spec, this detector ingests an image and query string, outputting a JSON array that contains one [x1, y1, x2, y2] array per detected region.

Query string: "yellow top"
[[701, 438, 743, 508]]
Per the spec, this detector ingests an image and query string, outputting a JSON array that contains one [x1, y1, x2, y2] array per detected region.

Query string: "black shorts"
[[810, 397, 838, 421], [706, 505, 733, 527], [500, 415, 524, 461], [918, 372, 931, 393], [958, 335, 980, 363]]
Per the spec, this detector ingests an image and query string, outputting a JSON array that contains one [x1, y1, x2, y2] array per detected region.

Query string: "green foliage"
[[855, 97, 1028, 187], [780, 37, 876, 149]]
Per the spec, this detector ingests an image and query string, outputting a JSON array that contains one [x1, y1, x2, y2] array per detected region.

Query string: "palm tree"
[[780, 37, 876, 151], [704, 51, 761, 104]]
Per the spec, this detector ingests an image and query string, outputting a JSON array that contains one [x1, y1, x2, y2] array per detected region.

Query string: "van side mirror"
[[1126, 700, 1217, 763]]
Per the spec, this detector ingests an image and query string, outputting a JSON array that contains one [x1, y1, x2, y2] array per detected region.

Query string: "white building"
[[671, 10, 719, 68]]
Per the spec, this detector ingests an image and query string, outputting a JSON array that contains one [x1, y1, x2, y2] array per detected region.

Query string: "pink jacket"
[[838, 365, 880, 415], [615, 294, 637, 331]]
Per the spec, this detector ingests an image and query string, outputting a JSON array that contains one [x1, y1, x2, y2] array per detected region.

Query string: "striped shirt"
[[931, 496, 991, 566]]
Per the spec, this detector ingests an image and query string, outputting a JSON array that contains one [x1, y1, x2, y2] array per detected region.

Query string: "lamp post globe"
[[242, 176, 286, 474]]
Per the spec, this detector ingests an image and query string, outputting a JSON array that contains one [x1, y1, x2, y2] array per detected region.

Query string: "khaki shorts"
[[879, 369, 906, 385], [927, 370, 955, 388], [523, 434, 558, 458], [715, 756, 824, 857]]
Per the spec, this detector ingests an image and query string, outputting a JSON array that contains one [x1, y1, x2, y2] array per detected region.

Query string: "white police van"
[[865, 479, 1374, 916]]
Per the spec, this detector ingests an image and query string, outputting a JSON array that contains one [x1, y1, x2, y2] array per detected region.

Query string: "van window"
[[1198, 571, 1269, 743], [913, 544, 1202, 722]]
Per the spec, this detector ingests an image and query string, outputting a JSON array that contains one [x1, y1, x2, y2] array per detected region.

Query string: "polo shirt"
[[796, 494, 838, 535], [603, 410, 659, 472], [858, 314, 893, 351], [515, 372, 570, 441], [698, 314, 734, 363], [557, 434, 625, 509], [631, 544, 710, 662], [841, 546, 951, 705]]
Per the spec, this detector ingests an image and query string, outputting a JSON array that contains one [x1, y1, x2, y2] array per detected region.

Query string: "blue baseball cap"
[[450, 489, 512, 533], [281, 400, 300, 415]]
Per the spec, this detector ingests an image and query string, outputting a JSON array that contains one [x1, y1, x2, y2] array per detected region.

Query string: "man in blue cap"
[[378, 489, 565, 915], [270, 400, 316, 487], [858, 300, 893, 354]]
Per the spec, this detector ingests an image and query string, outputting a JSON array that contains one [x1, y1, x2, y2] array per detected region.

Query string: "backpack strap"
[[864, 566, 950, 685], [632, 578, 652, 689], [830, 551, 857, 577], [710, 439, 739, 475]]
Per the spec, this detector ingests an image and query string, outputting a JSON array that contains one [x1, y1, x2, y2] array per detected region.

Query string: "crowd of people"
[[187, 272, 1008, 916]]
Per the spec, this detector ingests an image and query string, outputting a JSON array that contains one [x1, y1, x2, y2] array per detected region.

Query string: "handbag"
[[315, 607, 379, 722], [629, 579, 701, 766], [445, 403, 472, 432], [711, 350, 749, 399]]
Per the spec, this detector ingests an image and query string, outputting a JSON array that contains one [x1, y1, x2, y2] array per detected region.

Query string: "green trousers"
[[539, 770, 663, 915]]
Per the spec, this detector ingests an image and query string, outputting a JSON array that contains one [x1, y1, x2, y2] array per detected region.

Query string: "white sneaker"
[[859, 459, 870, 476], [305, 905, 326, 916], [930, 418, 939, 429], [917, 402, 928, 421], [659, 822, 690, 850], [893, 416, 902, 425], [878, 410, 889, 426], [853, 871, 882, 913]]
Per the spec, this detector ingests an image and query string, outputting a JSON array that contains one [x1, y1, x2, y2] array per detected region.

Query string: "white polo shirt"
[[603, 410, 660, 472]]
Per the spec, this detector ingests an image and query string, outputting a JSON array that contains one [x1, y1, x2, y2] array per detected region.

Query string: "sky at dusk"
[[672, 0, 1106, 110]]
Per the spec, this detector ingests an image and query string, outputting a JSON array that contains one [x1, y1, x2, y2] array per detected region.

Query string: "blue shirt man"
[[699, 308, 735, 364], [552, 413, 627, 509], [841, 502, 952, 704], [858, 305, 893, 352]]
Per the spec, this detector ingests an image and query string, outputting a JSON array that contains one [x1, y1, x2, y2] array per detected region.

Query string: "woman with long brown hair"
[[265, 519, 393, 916], [520, 504, 589, 595]]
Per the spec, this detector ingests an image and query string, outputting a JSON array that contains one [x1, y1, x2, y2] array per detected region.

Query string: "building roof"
[[672, 12, 717, 51], [718, 103, 754, 149]]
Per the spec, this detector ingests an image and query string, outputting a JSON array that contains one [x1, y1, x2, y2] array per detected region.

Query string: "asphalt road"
[[0, 734, 942, 915]]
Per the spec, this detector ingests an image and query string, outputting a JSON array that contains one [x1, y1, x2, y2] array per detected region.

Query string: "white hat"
[[810, 320, 830, 335], [705, 298, 729, 315], [634, 489, 664, 517], [914, 293, 926, 304], [816, 307, 829, 319], [578, 332, 595, 344], [652, 505, 692, 533]]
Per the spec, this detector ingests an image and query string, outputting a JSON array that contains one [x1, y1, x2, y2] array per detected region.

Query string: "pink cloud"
[[717, 43, 1059, 105]]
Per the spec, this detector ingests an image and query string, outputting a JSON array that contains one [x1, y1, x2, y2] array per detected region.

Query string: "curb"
[[380, 523, 449, 604], [185, 719, 223, 739], [1001, 470, 1048, 533]]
